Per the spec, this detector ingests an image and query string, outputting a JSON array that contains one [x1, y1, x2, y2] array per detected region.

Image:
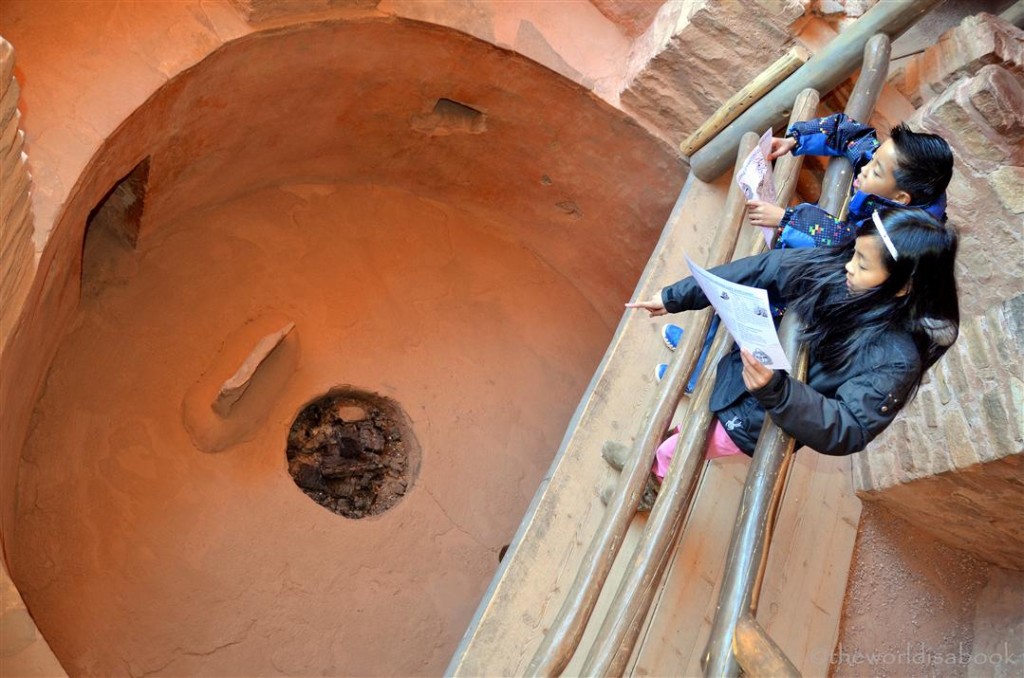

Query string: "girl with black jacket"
[[626, 208, 959, 468]]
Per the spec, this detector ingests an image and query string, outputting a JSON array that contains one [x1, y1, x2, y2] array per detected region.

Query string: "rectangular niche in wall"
[[81, 157, 150, 295]]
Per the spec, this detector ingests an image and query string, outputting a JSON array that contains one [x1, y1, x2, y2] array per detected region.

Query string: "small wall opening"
[[81, 157, 150, 295], [286, 388, 420, 519], [410, 97, 486, 135]]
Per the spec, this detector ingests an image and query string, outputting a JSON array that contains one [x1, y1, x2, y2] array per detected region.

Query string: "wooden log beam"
[[1001, 0, 1024, 29], [524, 132, 761, 678], [733, 615, 801, 678], [592, 87, 821, 678], [576, 135, 760, 673], [689, 0, 941, 182], [818, 34, 893, 221], [680, 46, 810, 157]]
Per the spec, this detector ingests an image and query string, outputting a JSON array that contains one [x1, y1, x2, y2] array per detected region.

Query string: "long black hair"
[[787, 208, 959, 387]]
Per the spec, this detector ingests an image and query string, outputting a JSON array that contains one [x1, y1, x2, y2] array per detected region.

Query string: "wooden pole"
[[524, 132, 759, 677], [733, 615, 802, 678], [680, 46, 810, 158], [577, 131, 761, 678], [1001, 0, 1024, 29], [689, 0, 941, 182], [590, 87, 820, 678], [701, 34, 891, 678]]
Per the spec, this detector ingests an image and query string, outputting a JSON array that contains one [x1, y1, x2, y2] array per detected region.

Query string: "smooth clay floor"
[[10, 182, 615, 677]]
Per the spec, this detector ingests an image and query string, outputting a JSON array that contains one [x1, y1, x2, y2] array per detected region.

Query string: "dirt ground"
[[9, 182, 616, 676], [832, 503, 992, 678]]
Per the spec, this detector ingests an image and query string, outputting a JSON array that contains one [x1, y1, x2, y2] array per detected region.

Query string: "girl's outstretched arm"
[[625, 297, 667, 317], [659, 248, 795, 314]]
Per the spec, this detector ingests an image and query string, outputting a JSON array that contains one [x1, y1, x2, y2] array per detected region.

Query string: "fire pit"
[[286, 389, 419, 518]]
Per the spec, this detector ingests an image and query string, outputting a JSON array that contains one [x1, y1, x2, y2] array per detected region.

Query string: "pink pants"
[[652, 420, 743, 480]]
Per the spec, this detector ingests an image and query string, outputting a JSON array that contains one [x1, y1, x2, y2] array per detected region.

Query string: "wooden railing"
[[525, 86, 819, 676], [702, 33, 892, 678], [527, 28, 896, 678], [579, 88, 822, 678]]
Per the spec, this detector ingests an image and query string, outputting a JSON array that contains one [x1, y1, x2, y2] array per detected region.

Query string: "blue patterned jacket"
[[774, 113, 948, 250]]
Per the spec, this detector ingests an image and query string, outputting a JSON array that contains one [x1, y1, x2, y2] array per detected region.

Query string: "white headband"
[[872, 210, 899, 261]]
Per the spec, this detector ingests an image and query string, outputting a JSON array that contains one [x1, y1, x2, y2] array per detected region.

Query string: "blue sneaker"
[[658, 317, 722, 392], [661, 323, 683, 351]]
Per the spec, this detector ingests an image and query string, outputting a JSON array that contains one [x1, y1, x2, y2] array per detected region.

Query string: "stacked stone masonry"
[[619, 0, 806, 149], [813, 0, 880, 34], [915, 62, 1024, 318], [0, 37, 63, 677], [590, 0, 663, 39], [891, 12, 1024, 107], [856, 294, 1024, 569], [0, 38, 35, 352]]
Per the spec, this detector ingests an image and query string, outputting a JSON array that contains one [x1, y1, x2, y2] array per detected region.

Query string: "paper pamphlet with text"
[[736, 128, 778, 247], [685, 255, 792, 372]]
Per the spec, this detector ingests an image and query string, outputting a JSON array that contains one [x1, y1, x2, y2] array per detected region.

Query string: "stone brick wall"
[[890, 12, 1024, 107], [915, 62, 1024, 318], [0, 38, 35, 352], [589, 0, 664, 38], [0, 38, 64, 678], [619, 0, 807, 149], [854, 294, 1023, 569], [812, 0, 879, 32]]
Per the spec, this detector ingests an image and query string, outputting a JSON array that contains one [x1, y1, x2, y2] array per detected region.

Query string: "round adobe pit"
[[3, 14, 683, 677], [286, 389, 421, 519]]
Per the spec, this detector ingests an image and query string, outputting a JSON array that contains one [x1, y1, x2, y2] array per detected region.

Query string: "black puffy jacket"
[[661, 248, 922, 456]]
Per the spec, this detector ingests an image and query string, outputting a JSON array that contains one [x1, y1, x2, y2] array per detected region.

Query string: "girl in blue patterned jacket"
[[746, 113, 953, 249]]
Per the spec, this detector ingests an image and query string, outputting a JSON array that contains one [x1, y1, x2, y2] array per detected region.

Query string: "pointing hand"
[[625, 297, 667, 317]]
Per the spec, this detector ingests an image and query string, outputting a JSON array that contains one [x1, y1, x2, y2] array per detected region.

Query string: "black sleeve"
[[749, 343, 921, 456], [660, 249, 798, 314]]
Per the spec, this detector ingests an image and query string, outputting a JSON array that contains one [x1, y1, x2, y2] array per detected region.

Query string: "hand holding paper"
[[737, 129, 781, 246], [766, 136, 797, 160], [746, 200, 785, 228], [684, 255, 792, 372], [740, 348, 775, 390]]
